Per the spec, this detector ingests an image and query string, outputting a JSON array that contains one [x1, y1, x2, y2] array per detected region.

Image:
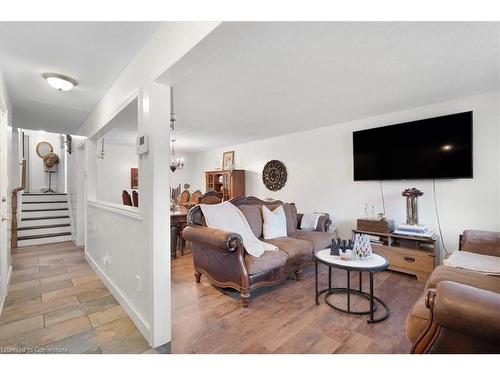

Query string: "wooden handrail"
[[11, 160, 26, 249]]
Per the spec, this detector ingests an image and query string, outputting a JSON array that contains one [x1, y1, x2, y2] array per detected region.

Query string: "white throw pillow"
[[262, 205, 287, 240]]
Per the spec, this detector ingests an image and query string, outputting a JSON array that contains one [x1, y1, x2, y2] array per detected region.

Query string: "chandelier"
[[170, 135, 184, 172], [170, 86, 184, 172]]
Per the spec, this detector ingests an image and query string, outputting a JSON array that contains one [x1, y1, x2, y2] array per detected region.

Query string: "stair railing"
[[11, 160, 26, 249]]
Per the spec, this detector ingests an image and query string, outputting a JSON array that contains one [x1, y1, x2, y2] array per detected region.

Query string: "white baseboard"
[[84, 252, 152, 346], [0, 265, 13, 317]]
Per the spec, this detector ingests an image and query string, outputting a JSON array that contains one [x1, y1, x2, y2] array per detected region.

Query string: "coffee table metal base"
[[315, 260, 390, 324]]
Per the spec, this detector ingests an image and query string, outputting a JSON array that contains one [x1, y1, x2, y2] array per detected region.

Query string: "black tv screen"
[[353, 111, 473, 181]]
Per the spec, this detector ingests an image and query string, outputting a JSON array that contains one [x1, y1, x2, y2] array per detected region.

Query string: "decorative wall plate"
[[262, 160, 287, 191]]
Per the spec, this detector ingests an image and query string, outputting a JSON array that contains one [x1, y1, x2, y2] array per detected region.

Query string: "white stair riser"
[[18, 235, 73, 247], [21, 202, 68, 210], [22, 210, 69, 219], [20, 217, 70, 226], [17, 226, 71, 237], [22, 194, 67, 203]]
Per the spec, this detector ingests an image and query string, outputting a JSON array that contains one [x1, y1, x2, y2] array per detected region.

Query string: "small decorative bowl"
[[339, 249, 353, 261]]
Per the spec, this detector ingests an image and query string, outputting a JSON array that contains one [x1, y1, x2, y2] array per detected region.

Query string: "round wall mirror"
[[36, 141, 53, 158]]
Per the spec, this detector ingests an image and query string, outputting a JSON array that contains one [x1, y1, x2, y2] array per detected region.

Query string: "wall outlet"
[[136, 275, 142, 292], [102, 255, 111, 266]]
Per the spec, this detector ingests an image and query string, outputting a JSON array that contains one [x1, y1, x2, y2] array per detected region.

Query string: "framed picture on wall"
[[222, 151, 235, 171], [131, 168, 138, 189]]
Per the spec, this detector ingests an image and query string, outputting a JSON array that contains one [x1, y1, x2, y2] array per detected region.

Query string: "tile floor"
[[0, 241, 169, 354]]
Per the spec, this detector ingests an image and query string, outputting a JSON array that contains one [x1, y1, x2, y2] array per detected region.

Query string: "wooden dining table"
[[170, 205, 188, 259]]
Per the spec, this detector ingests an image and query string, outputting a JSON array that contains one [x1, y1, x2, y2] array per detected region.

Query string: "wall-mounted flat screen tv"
[[353, 111, 473, 181]]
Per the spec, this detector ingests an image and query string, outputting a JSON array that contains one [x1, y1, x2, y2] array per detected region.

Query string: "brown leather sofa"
[[407, 230, 500, 353], [182, 196, 333, 307]]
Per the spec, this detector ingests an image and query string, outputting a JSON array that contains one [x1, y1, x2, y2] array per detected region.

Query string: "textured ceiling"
[[172, 22, 500, 152], [0, 21, 160, 133]]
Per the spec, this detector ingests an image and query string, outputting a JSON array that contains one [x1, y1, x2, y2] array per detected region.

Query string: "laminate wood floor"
[[172, 248, 425, 354], [0, 241, 169, 354]]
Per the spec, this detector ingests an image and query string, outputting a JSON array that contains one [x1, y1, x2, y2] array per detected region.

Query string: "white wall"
[[191, 92, 500, 259], [9, 129, 21, 205], [76, 22, 220, 347], [96, 143, 138, 205], [0, 67, 12, 314], [22, 129, 64, 193], [8, 128, 20, 247], [66, 135, 86, 245]]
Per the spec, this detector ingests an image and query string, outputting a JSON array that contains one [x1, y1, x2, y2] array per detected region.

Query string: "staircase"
[[17, 193, 72, 247]]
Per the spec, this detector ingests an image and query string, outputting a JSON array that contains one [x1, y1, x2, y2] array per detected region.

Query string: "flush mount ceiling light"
[[42, 73, 78, 91]]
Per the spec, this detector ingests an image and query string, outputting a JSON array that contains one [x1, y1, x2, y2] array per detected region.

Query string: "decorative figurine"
[[352, 234, 373, 259], [402, 188, 424, 225], [331, 238, 357, 260], [330, 239, 339, 256]]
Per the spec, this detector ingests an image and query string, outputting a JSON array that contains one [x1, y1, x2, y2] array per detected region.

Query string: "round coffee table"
[[314, 249, 390, 323]]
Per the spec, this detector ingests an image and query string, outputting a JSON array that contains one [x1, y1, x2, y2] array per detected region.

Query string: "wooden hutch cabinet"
[[205, 170, 245, 201]]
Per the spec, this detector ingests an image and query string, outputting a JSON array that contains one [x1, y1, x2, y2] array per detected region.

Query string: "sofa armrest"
[[459, 230, 500, 257], [182, 225, 243, 253], [429, 281, 500, 346], [296, 213, 331, 232]]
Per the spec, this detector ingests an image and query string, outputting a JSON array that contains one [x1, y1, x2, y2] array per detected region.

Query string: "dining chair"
[[122, 190, 132, 206], [190, 190, 202, 204], [179, 190, 190, 204], [132, 190, 139, 207]]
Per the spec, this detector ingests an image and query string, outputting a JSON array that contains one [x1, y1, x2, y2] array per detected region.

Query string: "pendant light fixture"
[[97, 138, 105, 159], [170, 86, 184, 172]]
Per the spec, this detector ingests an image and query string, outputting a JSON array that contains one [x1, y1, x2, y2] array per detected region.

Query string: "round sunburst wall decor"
[[262, 160, 287, 191]]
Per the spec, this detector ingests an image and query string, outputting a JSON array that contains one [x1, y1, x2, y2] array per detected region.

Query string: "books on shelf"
[[354, 223, 437, 240], [393, 225, 436, 239], [396, 224, 428, 233]]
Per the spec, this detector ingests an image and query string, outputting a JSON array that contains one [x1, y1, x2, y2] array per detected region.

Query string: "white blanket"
[[300, 213, 323, 231], [443, 251, 500, 276], [200, 201, 277, 258]]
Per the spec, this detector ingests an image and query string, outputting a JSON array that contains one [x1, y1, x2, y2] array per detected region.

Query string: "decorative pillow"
[[262, 205, 287, 240], [266, 203, 295, 234]]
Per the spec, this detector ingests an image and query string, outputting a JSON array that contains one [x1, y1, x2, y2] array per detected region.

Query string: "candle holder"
[[170, 184, 181, 212], [170, 197, 180, 212]]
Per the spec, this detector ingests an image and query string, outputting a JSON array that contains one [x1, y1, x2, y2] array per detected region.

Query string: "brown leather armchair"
[[409, 230, 500, 353], [413, 281, 500, 354]]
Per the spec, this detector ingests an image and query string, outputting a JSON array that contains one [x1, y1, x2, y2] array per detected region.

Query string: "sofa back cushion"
[[288, 204, 298, 233], [238, 205, 263, 238], [232, 199, 299, 238]]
